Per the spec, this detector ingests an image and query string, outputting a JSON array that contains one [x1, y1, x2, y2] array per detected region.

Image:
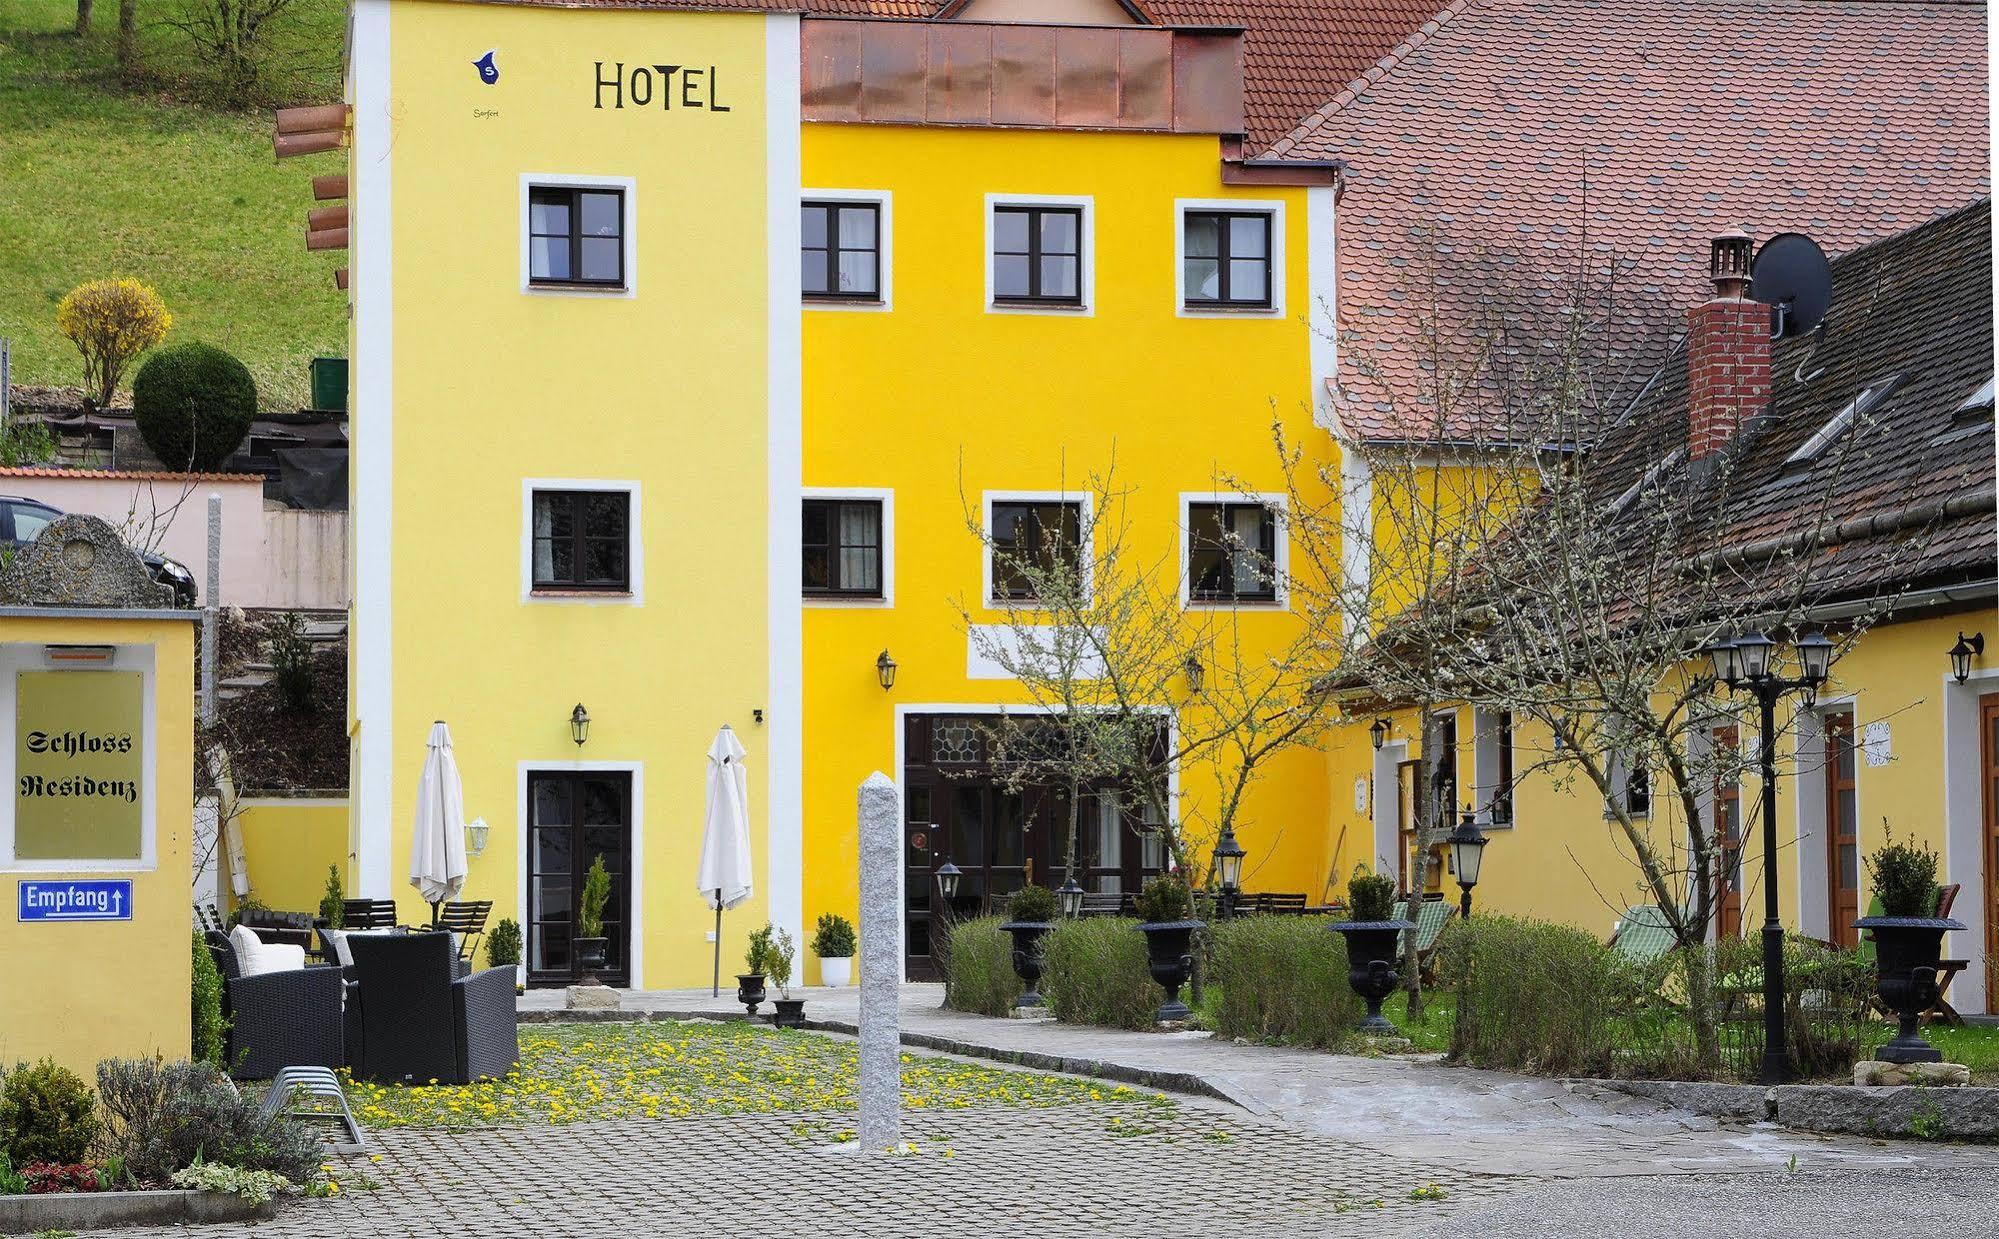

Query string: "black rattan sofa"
[[204, 932, 346, 1081], [345, 931, 518, 1085]]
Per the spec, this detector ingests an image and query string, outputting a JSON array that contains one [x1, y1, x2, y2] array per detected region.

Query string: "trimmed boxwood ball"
[[132, 342, 257, 472]]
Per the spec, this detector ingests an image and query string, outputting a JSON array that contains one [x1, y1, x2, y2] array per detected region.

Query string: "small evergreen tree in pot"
[[1134, 872, 1201, 1023], [737, 924, 772, 1016], [998, 884, 1058, 1010], [1328, 865, 1413, 1034], [574, 854, 611, 981], [766, 926, 806, 1027], [1855, 828, 1963, 1064], [488, 918, 524, 992]]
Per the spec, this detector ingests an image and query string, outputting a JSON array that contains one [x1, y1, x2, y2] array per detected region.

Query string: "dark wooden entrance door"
[[902, 714, 1162, 980], [1711, 724, 1743, 938], [1823, 709, 1860, 949], [526, 771, 632, 987]]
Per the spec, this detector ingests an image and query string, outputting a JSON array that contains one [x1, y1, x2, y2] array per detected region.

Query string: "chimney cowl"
[[1709, 228, 1754, 299]]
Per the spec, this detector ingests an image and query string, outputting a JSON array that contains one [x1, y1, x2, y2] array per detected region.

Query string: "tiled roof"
[[1589, 199, 1995, 611], [1274, 0, 1991, 442], [1146, 0, 1452, 150], [0, 466, 260, 484]]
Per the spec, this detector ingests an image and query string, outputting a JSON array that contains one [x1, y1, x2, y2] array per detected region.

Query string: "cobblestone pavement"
[[94, 1099, 1516, 1239]]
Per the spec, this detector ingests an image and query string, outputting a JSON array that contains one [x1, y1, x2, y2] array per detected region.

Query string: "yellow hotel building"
[[336, 0, 1993, 1007]]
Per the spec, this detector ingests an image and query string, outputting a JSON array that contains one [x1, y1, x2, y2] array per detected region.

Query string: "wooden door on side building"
[[1710, 724, 1744, 938]]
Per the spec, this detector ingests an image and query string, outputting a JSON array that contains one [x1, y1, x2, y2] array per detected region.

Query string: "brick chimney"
[[1686, 228, 1770, 459]]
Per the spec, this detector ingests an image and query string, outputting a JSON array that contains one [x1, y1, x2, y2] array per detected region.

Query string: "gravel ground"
[[1415, 1164, 1999, 1238]]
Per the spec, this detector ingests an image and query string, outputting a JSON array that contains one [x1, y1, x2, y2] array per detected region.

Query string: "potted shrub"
[[488, 917, 525, 993], [767, 926, 805, 1027], [812, 913, 857, 987], [1135, 873, 1203, 1023], [1327, 866, 1415, 1034], [1854, 833, 1963, 1063], [574, 854, 612, 983], [998, 884, 1057, 1009], [737, 925, 771, 1017]]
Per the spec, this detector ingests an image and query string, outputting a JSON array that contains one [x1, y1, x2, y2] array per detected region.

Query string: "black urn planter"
[[770, 997, 806, 1029], [1329, 919, 1415, 1034], [575, 936, 608, 984], [1854, 915, 1965, 1063], [998, 921, 1054, 1009], [735, 972, 768, 1017], [1138, 920, 1204, 1023]]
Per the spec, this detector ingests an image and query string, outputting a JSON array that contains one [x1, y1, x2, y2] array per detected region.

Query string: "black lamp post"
[[1212, 825, 1246, 921], [1446, 810, 1487, 920], [1705, 630, 1833, 1085], [569, 703, 590, 746], [1369, 717, 1390, 750], [1949, 632, 1984, 684], [1057, 876, 1086, 919]]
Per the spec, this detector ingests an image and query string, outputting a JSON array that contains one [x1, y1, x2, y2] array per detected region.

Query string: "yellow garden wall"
[[0, 614, 195, 1077], [229, 798, 350, 919]]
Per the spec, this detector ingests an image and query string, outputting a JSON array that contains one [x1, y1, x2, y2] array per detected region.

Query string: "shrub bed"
[[1207, 916, 1362, 1049], [940, 916, 1020, 1017], [1439, 914, 1639, 1077], [1041, 917, 1158, 1030]]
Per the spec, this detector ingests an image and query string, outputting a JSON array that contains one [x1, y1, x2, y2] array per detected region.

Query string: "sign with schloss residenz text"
[[15, 671, 144, 861]]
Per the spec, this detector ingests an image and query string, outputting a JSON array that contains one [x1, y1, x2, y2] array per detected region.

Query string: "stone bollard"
[[857, 772, 902, 1152]]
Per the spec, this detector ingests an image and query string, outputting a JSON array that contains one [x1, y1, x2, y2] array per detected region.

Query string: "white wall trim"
[[0, 643, 157, 872], [518, 478, 644, 605], [1790, 700, 1853, 941], [1371, 737, 1408, 877], [1175, 489, 1290, 610], [801, 486, 894, 607], [1469, 705, 1514, 829], [800, 188, 892, 312], [764, 11, 806, 971], [1306, 184, 1339, 431], [516, 760, 644, 989], [983, 193, 1095, 317], [351, 0, 395, 900], [1942, 668, 1996, 1014], [979, 489, 1095, 611], [518, 173, 639, 299], [1172, 197, 1286, 319]]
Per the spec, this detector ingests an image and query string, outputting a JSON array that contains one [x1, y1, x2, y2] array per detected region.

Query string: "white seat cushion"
[[229, 924, 306, 976], [319, 927, 352, 968]]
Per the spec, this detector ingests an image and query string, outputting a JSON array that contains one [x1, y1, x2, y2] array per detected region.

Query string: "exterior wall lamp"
[[570, 702, 590, 746], [1184, 655, 1204, 694], [876, 649, 898, 690], [1949, 632, 1984, 684], [1369, 717, 1391, 750], [466, 816, 490, 857]]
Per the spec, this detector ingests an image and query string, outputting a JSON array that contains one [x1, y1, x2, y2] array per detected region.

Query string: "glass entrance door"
[[526, 771, 632, 987]]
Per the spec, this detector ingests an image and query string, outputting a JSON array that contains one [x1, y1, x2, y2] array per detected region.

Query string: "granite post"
[[858, 771, 901, 1152]]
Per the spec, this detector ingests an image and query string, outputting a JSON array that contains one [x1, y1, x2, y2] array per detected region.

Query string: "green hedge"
[[1438, 914, 1642, 1077], [1042, 917, 1158, 1030], [940, 916, 1020, 1017], [1207, 916, 1362, 1049]]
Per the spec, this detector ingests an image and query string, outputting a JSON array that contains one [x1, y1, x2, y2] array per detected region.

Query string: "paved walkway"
[[522, 983, 1986, 1179]]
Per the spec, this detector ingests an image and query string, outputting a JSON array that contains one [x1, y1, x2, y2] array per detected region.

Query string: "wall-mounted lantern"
[[1183, 655, 1204, 694], [570, 703, 591, 747], [1369, 717, 1391, 751], [876, 650, 898, 691], [1950, 632, 1985, 684], [466, 817, 490, 858]]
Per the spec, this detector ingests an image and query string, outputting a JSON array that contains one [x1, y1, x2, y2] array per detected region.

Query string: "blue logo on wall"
[[18, 879, 133, 922], [473, 49, 499, 85]]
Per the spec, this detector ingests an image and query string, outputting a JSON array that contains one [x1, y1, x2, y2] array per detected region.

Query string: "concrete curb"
[[0, 1188, 277, 1233], [1586, 1078, 1999, 1141]]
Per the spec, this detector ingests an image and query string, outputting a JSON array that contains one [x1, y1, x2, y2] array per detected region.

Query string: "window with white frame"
[[1186, 501, 1279, 603], [1472, 707, 1514, 826], [526, 185, 627, 289], [988, 499, 1083, 602], [523, 482, 641, 601], [987, 197, 1092, 312], [802, 496, 885, 599], [1605, 722, 1651, 818], [1176, 199, 1283, 315], [801, 199, 884, 303]]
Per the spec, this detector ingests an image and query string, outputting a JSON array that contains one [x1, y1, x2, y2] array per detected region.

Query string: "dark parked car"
[[1, 496, 199, 607]]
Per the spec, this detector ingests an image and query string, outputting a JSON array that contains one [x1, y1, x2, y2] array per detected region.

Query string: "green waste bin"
[[309, 356, 348, 412]]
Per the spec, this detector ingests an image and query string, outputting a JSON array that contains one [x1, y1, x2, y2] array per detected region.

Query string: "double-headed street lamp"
[[1706, 629, 1834, 1086]]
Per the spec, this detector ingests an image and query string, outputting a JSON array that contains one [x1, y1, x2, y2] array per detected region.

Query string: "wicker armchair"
[[204, 932, 346, 1081], [346, 931, 518, 1085]]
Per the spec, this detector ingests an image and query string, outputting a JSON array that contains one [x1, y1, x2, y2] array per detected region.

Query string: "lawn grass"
[[340, 1020, 1180, 1130], [0, 0, 347, 410], [1913, 1021, 1999, 1084]]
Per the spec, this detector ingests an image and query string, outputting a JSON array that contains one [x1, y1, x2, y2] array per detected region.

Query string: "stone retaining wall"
[[1592, 1078, 1999, 1141]]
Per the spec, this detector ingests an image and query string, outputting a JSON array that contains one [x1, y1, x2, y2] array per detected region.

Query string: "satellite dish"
[[1752, 233, 1832, 338]]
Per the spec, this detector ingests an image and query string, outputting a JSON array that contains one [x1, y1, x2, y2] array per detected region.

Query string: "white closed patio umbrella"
[[697, 724, 753, 996], [410, 720, 469, 926]]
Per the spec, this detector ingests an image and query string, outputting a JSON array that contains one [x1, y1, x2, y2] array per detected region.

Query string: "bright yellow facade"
[[230, 798, 349, 917], [0, 613, 195, 1077]]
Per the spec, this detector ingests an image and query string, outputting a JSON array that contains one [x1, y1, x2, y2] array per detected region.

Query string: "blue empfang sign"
[[17, 879, 132, 922]]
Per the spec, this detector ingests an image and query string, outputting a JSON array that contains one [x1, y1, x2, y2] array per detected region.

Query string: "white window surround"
[[980, 490, 1094, 610], [800, 190, 892, 312], [984, 194, 1095, 317], [520, 479, 643, 605], [516, 760, 644, 989], [802, 486, 894, 607], [519, 173, 638, 299], [0, 642, 158, 872], [1470, 705, 1513, 829], [1791, 696, 1857, 943], [1176, 491, 1290, 609], [1173, 198, 1286, 318]]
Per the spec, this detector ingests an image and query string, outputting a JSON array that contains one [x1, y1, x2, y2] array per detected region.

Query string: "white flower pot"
[[820, 956, 852, 987]]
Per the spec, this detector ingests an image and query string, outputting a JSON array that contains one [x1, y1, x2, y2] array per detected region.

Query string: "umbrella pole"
[[430, 900, 440, 928], [712, 892, 722, 998]]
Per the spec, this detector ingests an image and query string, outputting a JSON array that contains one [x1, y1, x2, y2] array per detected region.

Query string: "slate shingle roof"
[[1589, 198, 1995, 611], [1273, 0, 1991, 443]]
